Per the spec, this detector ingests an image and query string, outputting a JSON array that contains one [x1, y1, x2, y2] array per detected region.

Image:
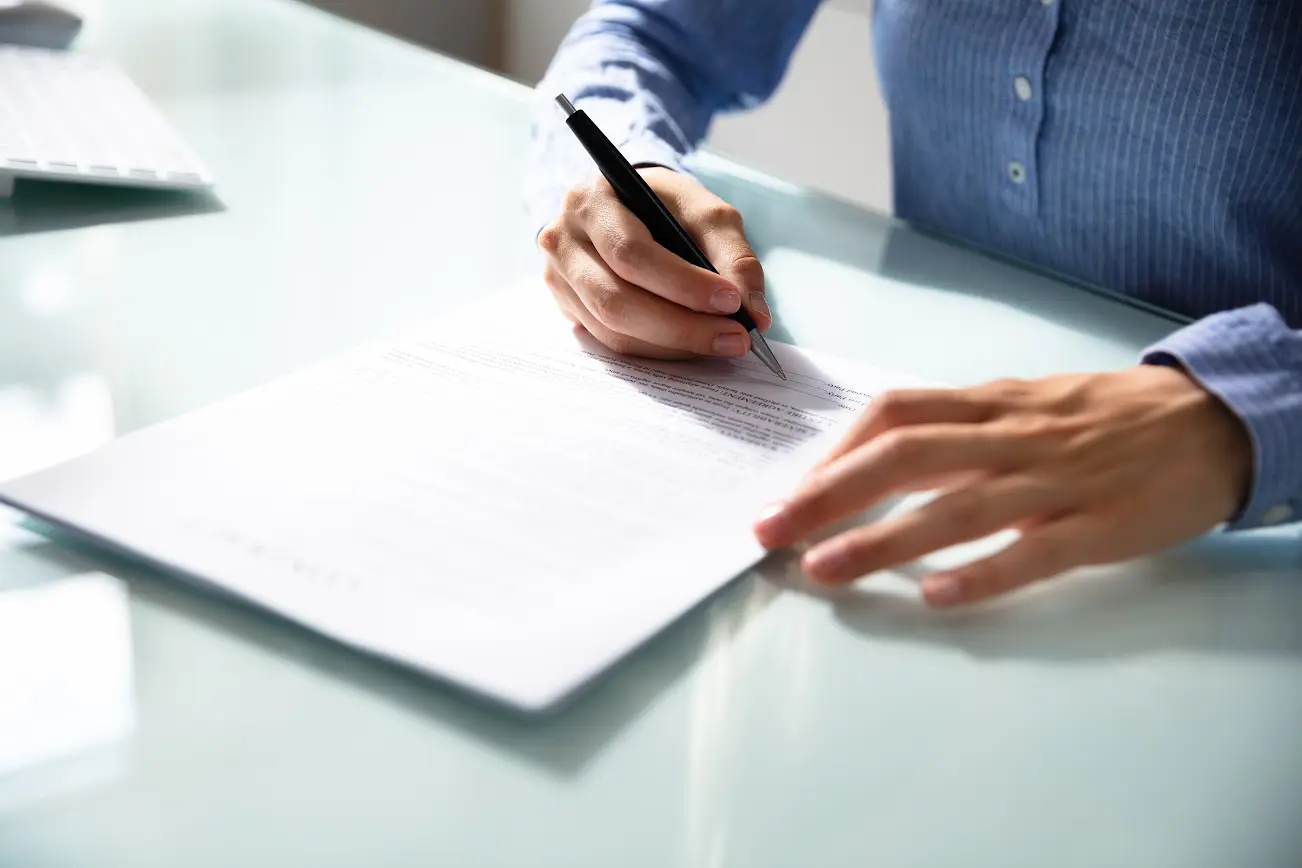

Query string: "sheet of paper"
[[0, 287, 931, 710]]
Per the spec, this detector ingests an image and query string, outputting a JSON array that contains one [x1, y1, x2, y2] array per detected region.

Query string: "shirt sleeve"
[[525, 0, 822, 235], [1142, 304, 1302, 530]]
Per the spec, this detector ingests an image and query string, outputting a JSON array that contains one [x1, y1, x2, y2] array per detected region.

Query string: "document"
[[0, 288, 928, 710]]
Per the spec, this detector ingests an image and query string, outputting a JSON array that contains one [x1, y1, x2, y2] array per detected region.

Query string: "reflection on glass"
[[685, 579, 787, 868], [19, 265, 74, 317], [0, 573, 135, 810], [77, 226, 124, 275], [0, 374, 116, 481]]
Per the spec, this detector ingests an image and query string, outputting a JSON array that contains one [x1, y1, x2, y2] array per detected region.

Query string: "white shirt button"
[[1014, 76, 1033, 101], [1262, 504, 1294, 526], [1007, 161, 1027, 183]]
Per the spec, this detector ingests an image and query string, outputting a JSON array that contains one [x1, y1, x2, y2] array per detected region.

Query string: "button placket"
[[997, 0, 1060, 214]]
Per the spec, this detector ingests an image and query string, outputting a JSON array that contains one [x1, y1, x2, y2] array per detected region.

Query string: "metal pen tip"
[[555, 94, 577, 116], [748, 330, 787, 380]]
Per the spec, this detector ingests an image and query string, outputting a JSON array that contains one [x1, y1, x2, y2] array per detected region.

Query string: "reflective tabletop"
[[1, 1, 1300, 866]]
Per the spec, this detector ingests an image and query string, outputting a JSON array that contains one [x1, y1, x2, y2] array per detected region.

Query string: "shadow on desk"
[[16, 521, 775, 778], [0, 180, 224, 236], [762, 530, 1302, 663]]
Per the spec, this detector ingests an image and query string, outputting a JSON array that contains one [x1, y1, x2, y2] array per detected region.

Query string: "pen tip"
[[777, 371, 788, 381], [555, 94, 577, 116]]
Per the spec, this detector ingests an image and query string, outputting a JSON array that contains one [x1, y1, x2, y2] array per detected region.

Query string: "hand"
[[538, 167, 771, 359], [753, 366, 1253, 608]]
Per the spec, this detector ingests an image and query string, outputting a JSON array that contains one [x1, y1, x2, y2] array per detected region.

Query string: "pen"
[[555, 94, 787, 380]]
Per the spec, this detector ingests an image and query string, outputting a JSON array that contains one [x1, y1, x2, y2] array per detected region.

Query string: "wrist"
[[1142, 306, 1302, 529], [1151, 362, 1254, 520]]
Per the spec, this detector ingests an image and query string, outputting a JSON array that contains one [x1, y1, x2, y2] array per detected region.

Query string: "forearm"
[[1144, 304, 1302, 528], [525, 0, 820, 233]]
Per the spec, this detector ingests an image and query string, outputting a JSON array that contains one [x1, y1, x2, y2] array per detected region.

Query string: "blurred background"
[[306, 0, 893, 213]]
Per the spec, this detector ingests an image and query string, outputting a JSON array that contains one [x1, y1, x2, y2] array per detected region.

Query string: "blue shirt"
[[527, 0, 1302, 530]]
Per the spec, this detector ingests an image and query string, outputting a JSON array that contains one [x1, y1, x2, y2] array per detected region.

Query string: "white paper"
[[0, 288, 930, 709]]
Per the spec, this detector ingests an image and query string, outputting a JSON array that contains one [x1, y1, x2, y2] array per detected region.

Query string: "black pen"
[[555, 94, 787, 380]]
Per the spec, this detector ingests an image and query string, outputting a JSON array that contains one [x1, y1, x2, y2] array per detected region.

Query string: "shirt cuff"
[[621, 136, 692, 177], [526, 96, 695, 242], [1142, 304, 1302, 530]]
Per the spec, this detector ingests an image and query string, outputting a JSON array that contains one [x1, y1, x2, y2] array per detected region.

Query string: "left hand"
[[753, 365, 1253, 608]]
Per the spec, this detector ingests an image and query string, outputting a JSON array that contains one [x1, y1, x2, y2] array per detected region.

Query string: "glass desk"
[[1, 1, 1299, 865]]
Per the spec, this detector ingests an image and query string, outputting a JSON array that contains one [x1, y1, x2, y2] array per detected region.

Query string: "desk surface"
[[1, 1, 1300, 866]]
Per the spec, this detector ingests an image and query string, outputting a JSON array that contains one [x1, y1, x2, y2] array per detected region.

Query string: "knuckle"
[[560, 184, 588, 214], [603, 233, 640, 271], [872, 391, 910, 426], [1049, 376, 1093, 414], [985, 378, 1032, 407], [538, 223, 564, 255], [875, 426, 923, 464], [706, 201, 743, 227], [565, 177, 617, 225], [1009, 415, 1069, 445], [730, 253, 765, 292], [589, 287, 627, 327]]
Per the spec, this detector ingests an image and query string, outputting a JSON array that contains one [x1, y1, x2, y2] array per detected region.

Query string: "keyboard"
[[0, 45, 213, 195]]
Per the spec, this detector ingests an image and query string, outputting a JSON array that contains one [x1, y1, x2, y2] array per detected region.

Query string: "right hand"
[[538, 167, 771, 360]]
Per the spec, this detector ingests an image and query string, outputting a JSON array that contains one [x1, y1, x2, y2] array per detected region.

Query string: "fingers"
[[800, 476, 1059, 584], [814, 388, 996, 472], [754, 424, 1026, 550], [676, 195, 771, 331], [548, 242, 750, 358], [539, 169, 766, 359], [542, 264, 583, 326], [582, 194, 746, 317], [919, 516, 1099, 608], [753, 367, 1243, 609], [543, 263, 689, 359]]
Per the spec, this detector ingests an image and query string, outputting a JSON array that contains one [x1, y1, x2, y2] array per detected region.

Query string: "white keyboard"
[[0, 45, 213, 196]]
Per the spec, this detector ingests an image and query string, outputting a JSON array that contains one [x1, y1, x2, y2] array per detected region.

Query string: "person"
[[526, 0, 1301, 608]]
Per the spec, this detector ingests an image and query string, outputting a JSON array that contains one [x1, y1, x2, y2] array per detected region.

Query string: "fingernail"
[[712, 332, 748, 356], [803, 541, 851, 583], [753, 501, 791, 547], [710, 288, 741, 313], [749, 292, 770, 321], [923, 574, 963, 607]]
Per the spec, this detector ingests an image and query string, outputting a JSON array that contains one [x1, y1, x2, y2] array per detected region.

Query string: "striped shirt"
[[527, 0, 1302, 529]]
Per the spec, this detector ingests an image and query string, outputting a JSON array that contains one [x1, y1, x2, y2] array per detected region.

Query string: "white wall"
[[306, 0, 497, 66], [502, 0, 892, 213]]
